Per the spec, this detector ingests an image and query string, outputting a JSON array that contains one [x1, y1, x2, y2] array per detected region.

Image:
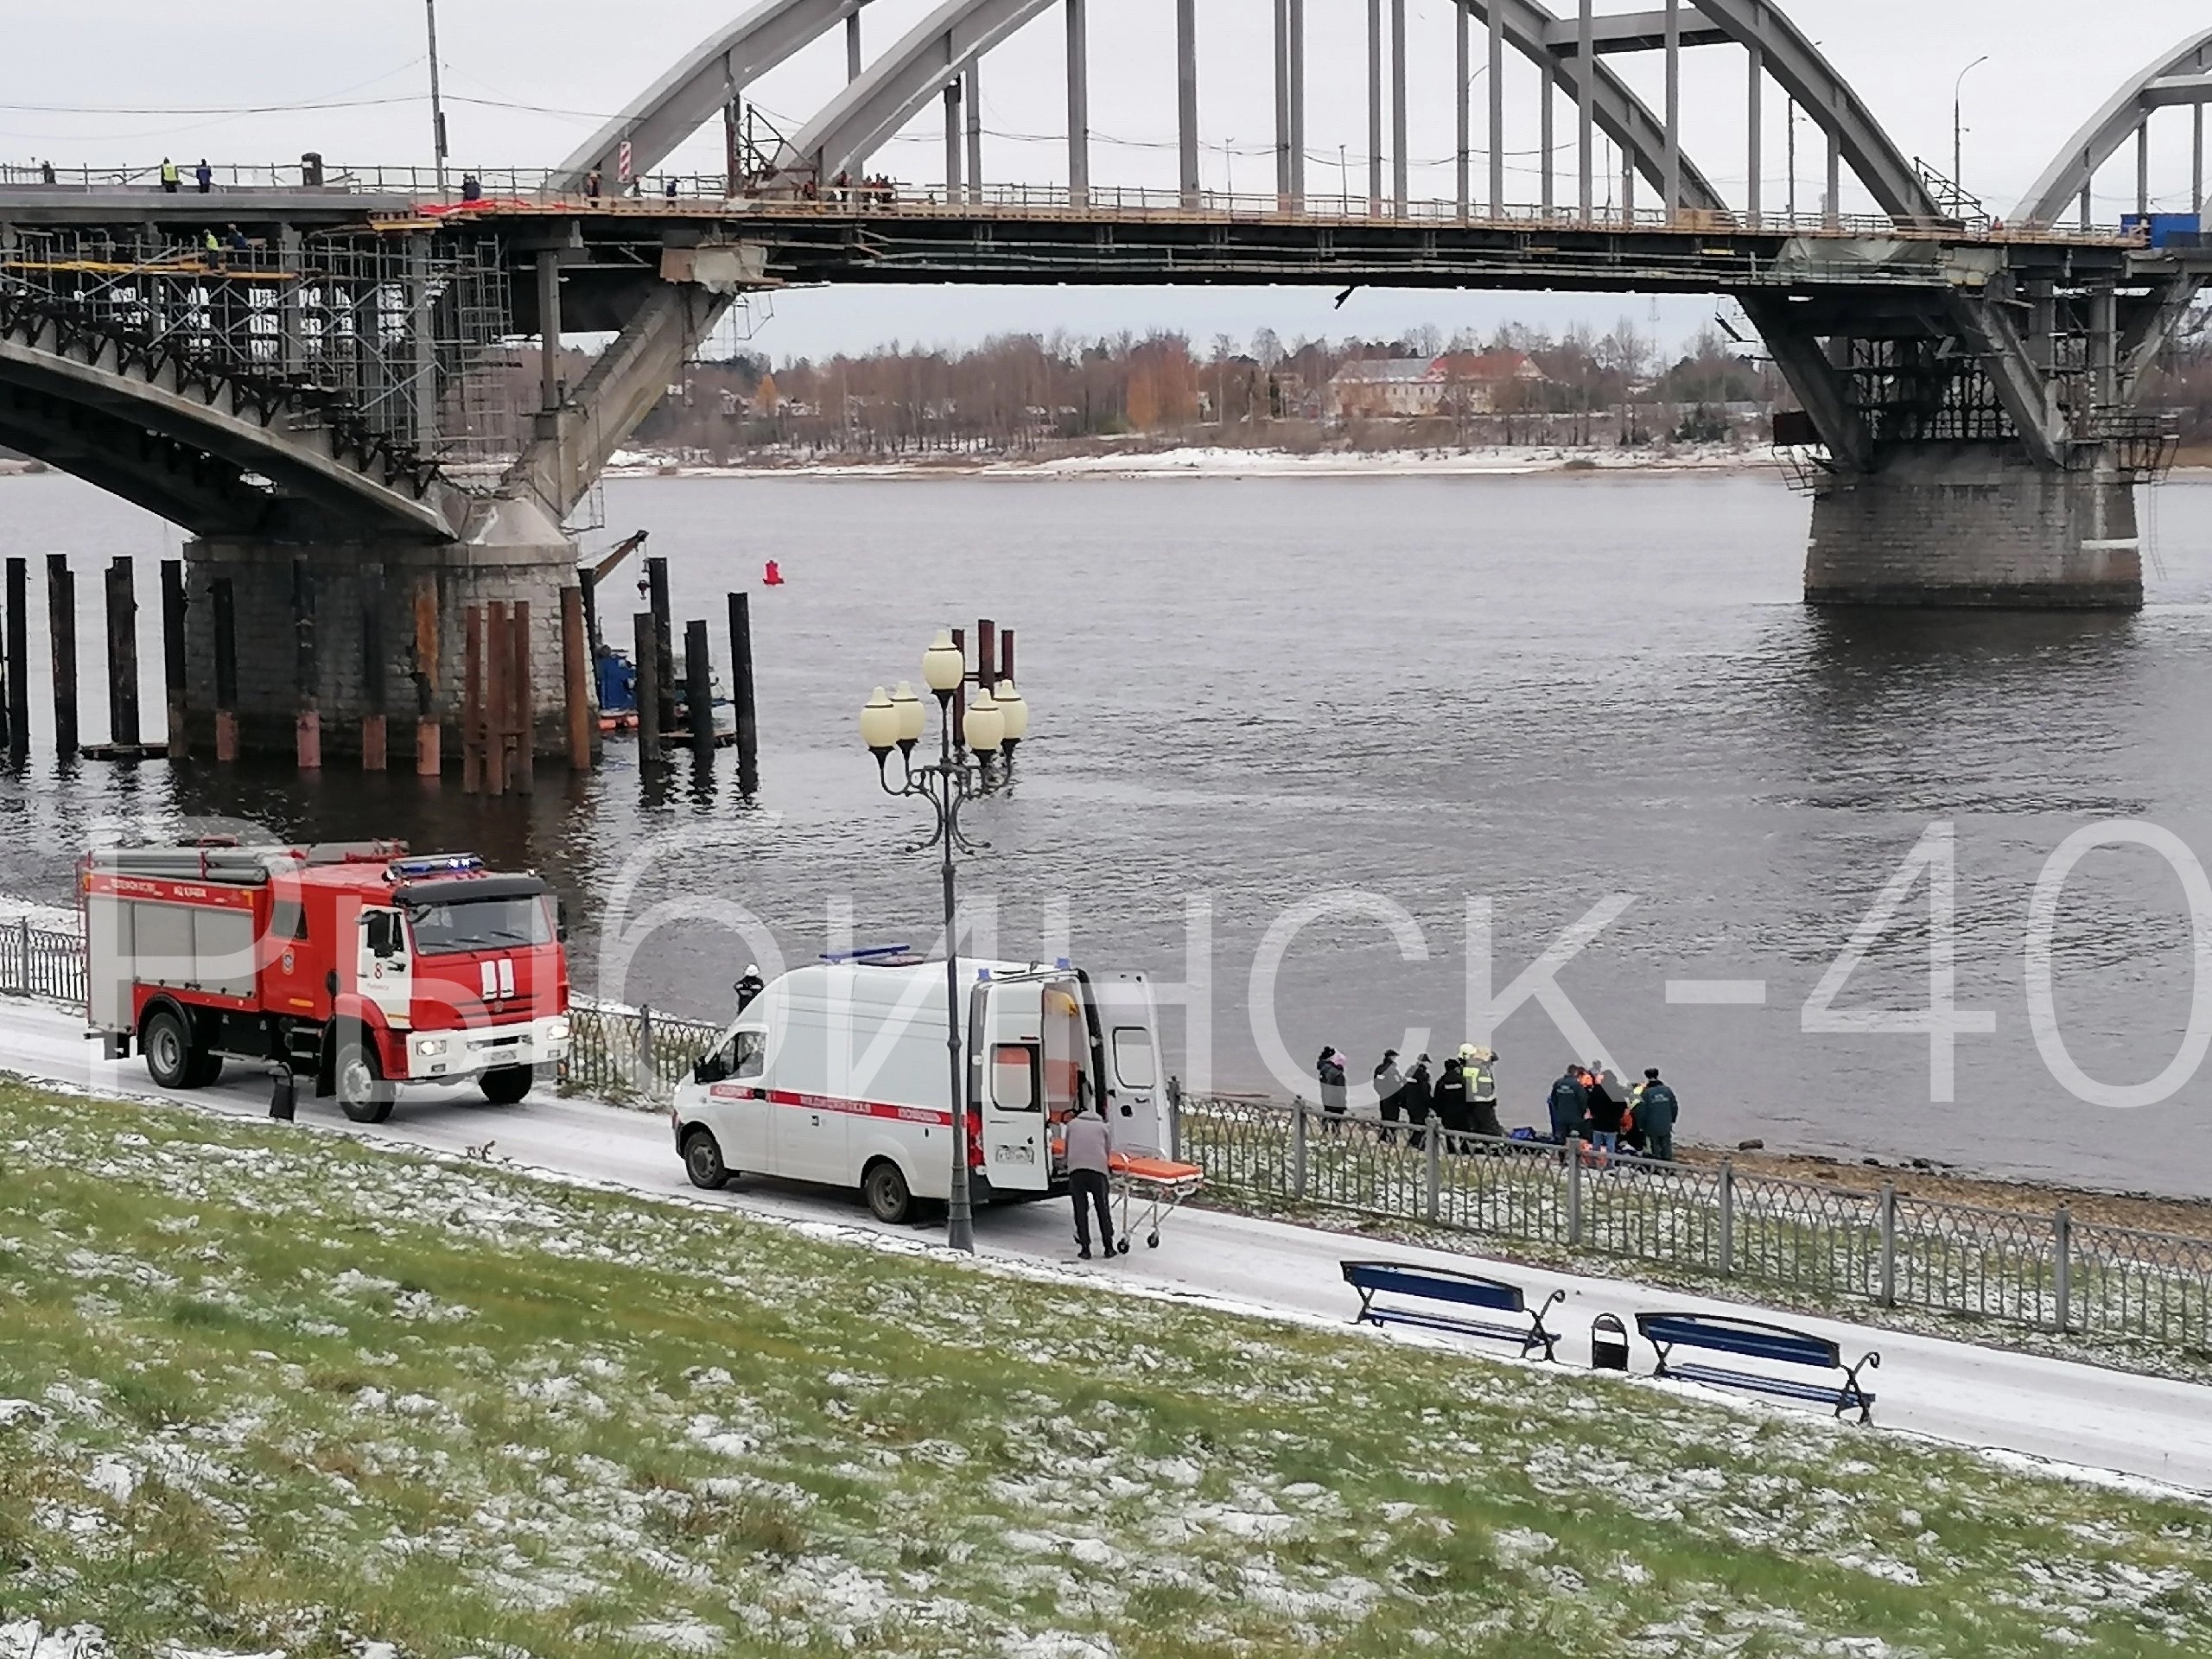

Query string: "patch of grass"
[[0, 1077, 2208, 1656]]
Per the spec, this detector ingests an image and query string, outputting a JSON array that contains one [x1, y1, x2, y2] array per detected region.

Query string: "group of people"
[[1546, 1061, 1679, 1160], [1313, 1046, 1681, 1161], [158, 158, 215, 194]]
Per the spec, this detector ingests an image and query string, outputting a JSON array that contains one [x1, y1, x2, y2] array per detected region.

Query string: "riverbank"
[[601, 440, 1779, 482]]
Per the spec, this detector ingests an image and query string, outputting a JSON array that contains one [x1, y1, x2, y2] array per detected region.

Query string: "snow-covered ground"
[[600, 442, 1773, 481], [3, 993, 2205, 1497]]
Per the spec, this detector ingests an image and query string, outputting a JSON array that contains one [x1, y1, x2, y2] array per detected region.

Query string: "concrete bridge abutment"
[[1804, 446, 2142, 612], [180, 499, 587, 766]]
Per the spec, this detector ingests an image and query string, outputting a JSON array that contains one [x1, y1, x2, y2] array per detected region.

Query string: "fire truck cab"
[[82, 840, 571, 1122]]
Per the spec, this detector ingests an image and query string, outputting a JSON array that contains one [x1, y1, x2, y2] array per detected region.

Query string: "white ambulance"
[[670, 950, 1165, 1224]]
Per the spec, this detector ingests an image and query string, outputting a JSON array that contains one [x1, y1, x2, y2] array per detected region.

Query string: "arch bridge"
[[0, 2, 2206, 758]]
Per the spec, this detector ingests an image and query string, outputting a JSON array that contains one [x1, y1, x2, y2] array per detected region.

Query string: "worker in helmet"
[[1461, 1045, 1503, 1142], [734, 963, 766, 1011]]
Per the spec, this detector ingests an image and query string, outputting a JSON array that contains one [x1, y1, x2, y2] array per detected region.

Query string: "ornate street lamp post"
[[859, 628, 1027, 1253]]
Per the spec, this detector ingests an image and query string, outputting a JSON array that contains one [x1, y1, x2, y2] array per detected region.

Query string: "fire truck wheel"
[[480, 1066, 534, 1106], [682, 1128, 731, 1190], [182, 1050, 225, 1089], [862, 1159, 913, 1225], [337, 1039, 395, 1124], [142, 1007, 193, 1089]]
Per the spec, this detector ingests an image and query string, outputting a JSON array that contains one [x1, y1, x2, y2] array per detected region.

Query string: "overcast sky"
[[9, 1, 2204, 359]]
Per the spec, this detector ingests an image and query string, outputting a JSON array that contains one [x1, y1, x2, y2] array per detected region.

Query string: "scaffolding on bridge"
[[0, 226, 525, 489]]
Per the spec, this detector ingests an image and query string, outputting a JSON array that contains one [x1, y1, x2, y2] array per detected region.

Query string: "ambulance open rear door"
[[965, 971, 1086, 1196]]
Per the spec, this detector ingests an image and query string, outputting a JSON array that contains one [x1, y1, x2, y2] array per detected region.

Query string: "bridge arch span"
[[2012, 29, 2212, 227], [0, 330, 456, 541], [554, 0, 884, 193]]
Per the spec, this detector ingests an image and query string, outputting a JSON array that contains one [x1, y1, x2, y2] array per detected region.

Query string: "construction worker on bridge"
[[159, 157, 180, 193]]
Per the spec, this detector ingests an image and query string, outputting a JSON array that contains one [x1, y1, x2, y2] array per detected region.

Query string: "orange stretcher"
[[1108, 1152, 1205, 1250]]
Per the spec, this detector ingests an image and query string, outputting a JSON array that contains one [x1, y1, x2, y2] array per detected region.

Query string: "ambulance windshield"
[[406, 893, 554, 956]]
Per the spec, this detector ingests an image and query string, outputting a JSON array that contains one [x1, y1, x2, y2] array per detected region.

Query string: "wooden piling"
[[412, 575, 441, 776], [291, 557, 320, 770], [4, 557, 28, 760], [560, 586, 592, 771], [211, 576, 238, 763], [684, 619, 715, 766], [976, 616, 997, 692], [727, 590, 758, 795], [359, 564, 386, 771], [512, 598, 536, 794], [950, 625, 967, 734], [104, 557, 140, 751], [483, 600, 509, 797], [461, 603, 483, 792], [160, 559, 187, 762], [645, 555, 675, 736], [46, 555, 78, 760], [633, 610, 663, 764], [999, 626, 1015, 688]]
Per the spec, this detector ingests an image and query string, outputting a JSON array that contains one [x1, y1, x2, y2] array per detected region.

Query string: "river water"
[[6, 467, 2212, 1196]]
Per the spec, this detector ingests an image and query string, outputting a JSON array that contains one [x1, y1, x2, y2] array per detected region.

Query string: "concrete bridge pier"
[[180, 498, 585, 766], [1802, 447, 2142, 611]]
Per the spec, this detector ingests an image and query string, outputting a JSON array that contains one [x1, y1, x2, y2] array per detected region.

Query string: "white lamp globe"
[[890, 681, 925, 745], [922, 629, 964, 696], [963, 688, 1005, 754], [859, 686, 899, 753], [993, 682, 1029, 744]]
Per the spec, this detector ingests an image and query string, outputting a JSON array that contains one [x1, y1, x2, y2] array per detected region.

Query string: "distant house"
[[1327, 351, 1548, 420], [1326, 358, 1438, 419], [1426, 350, 1547, 413]]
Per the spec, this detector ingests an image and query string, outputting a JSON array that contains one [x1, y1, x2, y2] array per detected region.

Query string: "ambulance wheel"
[[479, 1065, 533, 1106], [336, 1039, 395, 1124], [142, 1007, 192, 1089], [862, 1160, 913, 1225], [682, 1128, 731, 1190]]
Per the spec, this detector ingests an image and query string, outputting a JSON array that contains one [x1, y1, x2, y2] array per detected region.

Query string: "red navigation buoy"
[[762, 560, 785, 587]]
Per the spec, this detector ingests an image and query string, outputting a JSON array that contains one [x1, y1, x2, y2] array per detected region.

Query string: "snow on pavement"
[[3, 994, 2207, 1497]]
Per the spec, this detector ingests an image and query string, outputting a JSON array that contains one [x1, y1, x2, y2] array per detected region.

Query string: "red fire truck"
[[82, 840, 571, 1122]]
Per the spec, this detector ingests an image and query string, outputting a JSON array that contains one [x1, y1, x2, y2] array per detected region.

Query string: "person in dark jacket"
[[1402, 1053, 1433, 1150], [1632, 1068, 1680, 1161], [1583, 1064, 1625, 1152], [1316, 1047, 1348, 1135], [1433, 1055, 1469, 1150], [734, 963, 766, 1012], [1373, 1049, 1404, 1144], [1548, 1065, 1587, 1144]]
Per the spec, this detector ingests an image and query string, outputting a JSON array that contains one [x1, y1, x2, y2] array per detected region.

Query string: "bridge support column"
[[1805, 447, 2141, 611], [179, 499, 590, 765]]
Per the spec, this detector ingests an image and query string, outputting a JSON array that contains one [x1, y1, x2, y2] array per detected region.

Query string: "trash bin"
[[1590, 1312, 1630, 1372], [301, 152, 324, 188]]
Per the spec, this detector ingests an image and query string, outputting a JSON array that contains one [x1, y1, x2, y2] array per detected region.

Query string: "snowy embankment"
[[1, 994, 2206, 1497], [600, 441, 1776, 482]]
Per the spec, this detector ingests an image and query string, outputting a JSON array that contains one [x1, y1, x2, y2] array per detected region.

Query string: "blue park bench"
[[1341, 1260, 1565, 1362], [1636, 1311, 1880, 1424]]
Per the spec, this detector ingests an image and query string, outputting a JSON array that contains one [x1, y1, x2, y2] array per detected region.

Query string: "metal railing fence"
[[0, 162, 2144, 247], [563, 1001, 721, 1103], [0, 916, 88, 1005], [1173, 1092, 2212, 1355]]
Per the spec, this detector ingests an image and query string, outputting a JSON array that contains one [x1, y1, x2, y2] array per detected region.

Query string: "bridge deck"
[[3, 186, 2160, 297]]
